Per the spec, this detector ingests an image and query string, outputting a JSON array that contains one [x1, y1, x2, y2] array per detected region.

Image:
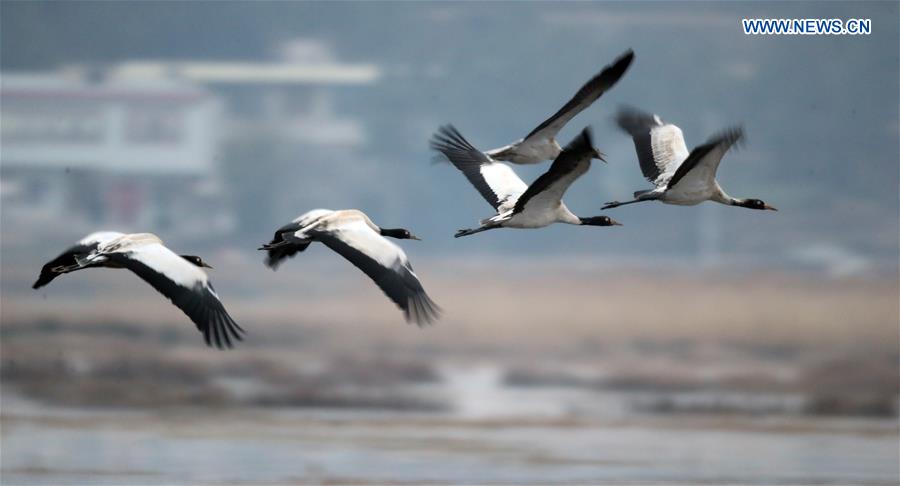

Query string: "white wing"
[[430, 125, 527, 211], [649, 123, 690, 186], [311, 218, 440, 326], [616, 107, 690, 187], [479, 162, 529, 211], [124, 242, 209, 288], [104, 240, 244, 349], [79, 231, 125, 246], [292, 208, 334, 227]]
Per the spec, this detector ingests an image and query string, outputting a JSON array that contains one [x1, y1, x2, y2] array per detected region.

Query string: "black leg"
[[454, 226, 495, 238], [602, 199, 645, 210]]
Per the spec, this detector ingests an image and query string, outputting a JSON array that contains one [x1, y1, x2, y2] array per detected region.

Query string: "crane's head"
[[580, 215, 622, 226], [737, 199, 777, 211], [181, 255, 214, 269], [380, 228, 421, 240]]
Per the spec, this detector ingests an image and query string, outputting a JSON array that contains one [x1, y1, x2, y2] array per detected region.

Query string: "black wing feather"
[[430, 124, 504, 210], [615, 106, 665, 183], [33, 243, 96, 289], [106, 254, 244, 349], [523, 49, 634, 141], [513, 127, 595, 215], [316, 234, 440, 326], [666, 127, 744, 190], [264, 221, 311, 269]]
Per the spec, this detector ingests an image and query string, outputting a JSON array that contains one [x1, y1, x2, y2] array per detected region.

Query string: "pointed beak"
[[409, 234, 422, 241], [594, 150, 607, 163], [202, 262, 214, 269], [610, 219, 623, 226], [764, 204, 778, 211]]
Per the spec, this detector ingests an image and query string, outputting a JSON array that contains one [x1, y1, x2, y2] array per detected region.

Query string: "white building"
[[1, 39, 382, 246], [107, 39, 380, 147], [1, 71, 225, 242]]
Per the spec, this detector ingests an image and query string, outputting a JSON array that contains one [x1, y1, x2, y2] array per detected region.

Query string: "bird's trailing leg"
[[602, 199, 646, 210], [258, 240, 291, 251], [51, 263, 82, 273], [454, 226, 497, 238], [52, 253, 104, 274]]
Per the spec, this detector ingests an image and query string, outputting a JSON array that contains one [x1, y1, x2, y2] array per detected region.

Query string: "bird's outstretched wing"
[[522, 50, 635, 144], [513, 127, 596, 215], [311, 219, 440, 326], [666, 127, 744, 190], [106, 243, 244, 349], [615, 106, 690, 187], [430, 125, 528, 211]]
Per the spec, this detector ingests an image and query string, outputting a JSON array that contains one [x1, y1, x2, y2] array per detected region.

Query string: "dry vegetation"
[[3, 259, 898, 416]]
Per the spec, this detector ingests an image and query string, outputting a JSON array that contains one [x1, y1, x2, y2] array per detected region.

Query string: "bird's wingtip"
[[608, 49, 636, 75], [581, 125, 594, 137], [405, 294, 442, 327]]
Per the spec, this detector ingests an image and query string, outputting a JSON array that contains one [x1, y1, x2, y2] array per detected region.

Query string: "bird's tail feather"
[[262, 241, 311, 270]]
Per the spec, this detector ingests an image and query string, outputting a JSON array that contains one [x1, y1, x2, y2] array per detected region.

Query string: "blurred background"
[[1, 1, 898, 484]]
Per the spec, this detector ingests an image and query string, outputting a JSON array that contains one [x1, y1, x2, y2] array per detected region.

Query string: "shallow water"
[[2, 390, 898, 485]]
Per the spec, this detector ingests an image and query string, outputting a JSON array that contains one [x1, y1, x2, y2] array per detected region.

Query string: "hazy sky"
[[2, 1, 898, 274]]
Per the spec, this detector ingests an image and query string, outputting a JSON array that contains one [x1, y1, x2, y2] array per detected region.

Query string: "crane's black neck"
[[730, 198, 774, 210], [380, 228, 410, 239], [180, 255, 207, 267], [579, 216, 618, 226]]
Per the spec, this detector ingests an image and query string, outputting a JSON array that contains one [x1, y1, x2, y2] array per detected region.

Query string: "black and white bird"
[[35, 232, 244, 349], [603, 107, 777, 211], [431, 124, 621, 237], [260, 209, 440, 326], [484, 49, 635, 165]]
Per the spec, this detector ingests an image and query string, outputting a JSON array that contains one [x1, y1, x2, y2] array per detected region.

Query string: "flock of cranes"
[[34, 49, 775, 349]]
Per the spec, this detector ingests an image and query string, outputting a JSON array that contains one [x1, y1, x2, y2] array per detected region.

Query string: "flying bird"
[[603, 107, 776, 211], [35, 232, 243, 349], [260, 209, 440, 326], [485, 49, 635, 165], [431, 124, 621, 237]]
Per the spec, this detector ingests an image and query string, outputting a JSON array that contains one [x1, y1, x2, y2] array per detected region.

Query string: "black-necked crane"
[[34, 232, 244, 349], [260, 209, 440, 326], [485, 49, 635, 165], [430, 125, 621, 237], [603, 107, 777, 211]]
